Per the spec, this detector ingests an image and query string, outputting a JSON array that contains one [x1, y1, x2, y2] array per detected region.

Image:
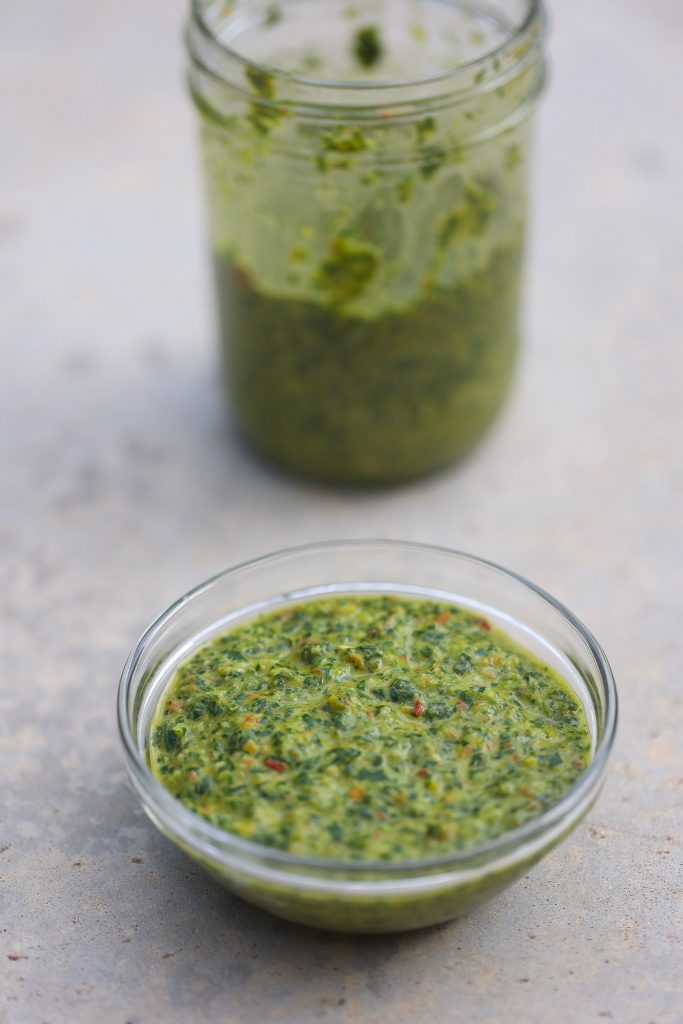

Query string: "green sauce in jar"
[[150, 595, 590, 861], [215, 236, 522, 482], [188, 0, 546, 482]]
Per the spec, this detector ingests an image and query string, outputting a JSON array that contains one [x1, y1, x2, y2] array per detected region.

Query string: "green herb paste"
[[216, 240, 520, 482], [150, 596, 590, 860]]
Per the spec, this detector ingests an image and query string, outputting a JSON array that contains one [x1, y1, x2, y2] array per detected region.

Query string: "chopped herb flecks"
[[314, 235, 381, 303], [245, 65, 285, 135], [420, 145, 447, 180], [245, 66, 275, 98], [264, 4, 282, 26], [353, 26, 383, 68], [322, 126, 369, 154], [150, 595, 591, 860]]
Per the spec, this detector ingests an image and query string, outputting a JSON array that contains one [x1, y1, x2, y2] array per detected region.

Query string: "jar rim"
[[118, 539, 617, 881], [187, 0, 546, 114]]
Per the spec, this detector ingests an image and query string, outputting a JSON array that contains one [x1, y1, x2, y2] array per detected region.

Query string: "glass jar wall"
[[186, 0, 546, 482]]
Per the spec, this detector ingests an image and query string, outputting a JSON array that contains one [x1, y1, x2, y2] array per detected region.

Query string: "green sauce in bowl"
[[150, 595, 590, 860], [119, 541, 616, 932]]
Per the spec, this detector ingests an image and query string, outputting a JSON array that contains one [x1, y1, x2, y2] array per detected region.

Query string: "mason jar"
[[186, 0, 546, 483]]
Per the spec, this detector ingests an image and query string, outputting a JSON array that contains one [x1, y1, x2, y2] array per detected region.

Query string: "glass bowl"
[[117, 541, 617, 933]]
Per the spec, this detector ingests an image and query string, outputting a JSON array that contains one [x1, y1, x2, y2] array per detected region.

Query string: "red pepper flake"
[[417, 768, 430, 778], [234, 267, 253, 290], [479, 618, 492, 632], [264, 758, 287, 773], [436, 611, 450, 624], [413, 699, 425, 718]]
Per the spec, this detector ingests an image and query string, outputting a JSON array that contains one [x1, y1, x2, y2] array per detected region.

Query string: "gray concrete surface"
[[2, 1, 682, 1021]]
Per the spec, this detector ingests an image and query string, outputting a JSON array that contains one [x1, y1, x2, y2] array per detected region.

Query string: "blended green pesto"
[[216, 238, 521, 482], [150, 596, 590, 861]]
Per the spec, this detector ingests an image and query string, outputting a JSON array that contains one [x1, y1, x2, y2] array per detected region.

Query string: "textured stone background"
[[2, 1, 682, 1021]]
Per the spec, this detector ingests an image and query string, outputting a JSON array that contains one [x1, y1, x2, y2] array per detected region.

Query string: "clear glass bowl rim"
[[118, 539, 617, 878]]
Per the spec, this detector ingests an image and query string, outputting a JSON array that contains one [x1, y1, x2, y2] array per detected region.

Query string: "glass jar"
[[186, 1, 546, 483]]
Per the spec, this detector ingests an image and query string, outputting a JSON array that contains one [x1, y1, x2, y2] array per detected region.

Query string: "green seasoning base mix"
[[150, 596, 590, 861], [188, 0, 545, 481]]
